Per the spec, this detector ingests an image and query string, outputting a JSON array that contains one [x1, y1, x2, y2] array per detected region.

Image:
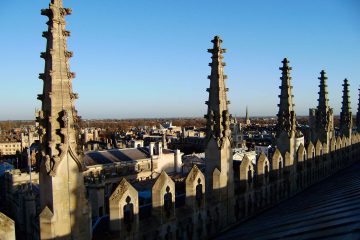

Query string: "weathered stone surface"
[[340, 79, 353, 138], [109, 178, 139, 237], [310, 70, 334, 148], [152, 171, 176, 221], [0, 212, 15, 240], [38, 0, 91, 239], [204, 36, 235, 227], [185, 165, 205, 209]]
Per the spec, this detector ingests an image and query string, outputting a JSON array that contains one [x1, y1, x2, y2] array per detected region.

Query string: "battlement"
[[104, 133, 360, 239]]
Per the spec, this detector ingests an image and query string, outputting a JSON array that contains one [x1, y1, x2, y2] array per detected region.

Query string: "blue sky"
[[0, 0, 359, 120]]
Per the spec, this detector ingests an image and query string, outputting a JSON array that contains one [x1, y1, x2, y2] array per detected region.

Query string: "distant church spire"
[[276, 58, 296, 138], [37, 0, 91, 239], [245, 106, 250, 125], [339, 79, 352, 137], [205, 35, 231, 144], [357, 87, 360, 132]]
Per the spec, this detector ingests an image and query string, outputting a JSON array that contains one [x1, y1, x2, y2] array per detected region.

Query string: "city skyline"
[[0, 1, 359, 239], [0, 0, 359, 120]]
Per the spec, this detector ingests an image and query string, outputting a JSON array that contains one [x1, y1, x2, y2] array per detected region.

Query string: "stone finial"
[[311, 70, 334, 146], [339, 79, 353, 137], [318, 70, 329, 111], [37, 1, 91, 239], [39, 0, 81, 176], [51, 0, 63, 5], [316, 70, 330, 129], [276, 58, 296, 138], [204, 36, 234, 216], [205, 36, 231, 147]]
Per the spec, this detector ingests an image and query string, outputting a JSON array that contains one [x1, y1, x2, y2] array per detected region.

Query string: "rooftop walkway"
[[217, 162, 360, 240]]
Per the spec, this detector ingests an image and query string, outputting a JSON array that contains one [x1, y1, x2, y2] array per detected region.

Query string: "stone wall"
[[106, 133, 360, 239], [0, 212, 15, 240]]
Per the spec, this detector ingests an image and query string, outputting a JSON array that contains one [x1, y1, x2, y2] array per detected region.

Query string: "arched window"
[[264, 163, 269, 180], [247, 165, 253, 184], [279, 160, 283, 177], [195, 178, 203, 207], [123, 196, 134, 232], [164, 186, 173, 218]]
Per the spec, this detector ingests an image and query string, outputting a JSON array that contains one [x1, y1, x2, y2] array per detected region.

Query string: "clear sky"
[[0, 0, 359, 120]]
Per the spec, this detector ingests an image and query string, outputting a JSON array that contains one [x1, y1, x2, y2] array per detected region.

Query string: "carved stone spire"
[[37, 1, 91, 239], [39, 0, 79, 176], [205, 35, 231, 146], [275, 58, 304, 164], [317, 71, 330, 118], [357, 87, 360, 132], [339, 79, 352, 137], [315, 70, 334, 143], [276, 58, 296, 138], [204, 36, 234, 221]]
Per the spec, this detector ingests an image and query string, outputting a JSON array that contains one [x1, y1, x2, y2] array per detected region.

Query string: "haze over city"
[[0, 1, 360, 239], [0, 0, 359, 120]]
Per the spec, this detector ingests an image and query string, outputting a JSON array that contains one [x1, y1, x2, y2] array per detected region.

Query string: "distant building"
[[182, 126, 205, 138], [230, 116, 243, 148], [83, 127, 99, 142], [0, 141, 21, 156], [20, 129, 39, 150], [232, 148, 257, 164], [83, 144, 182, 219], [2, 170, 39, 239], [254, 144, 272, 157], [182, 152, 205, 174], [84, 144, 182, 181]]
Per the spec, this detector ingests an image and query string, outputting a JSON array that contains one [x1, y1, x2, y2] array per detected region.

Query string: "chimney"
[[174, 149, 182, 173], [157, 142, 162, 156], [149, 142, 155, 156]]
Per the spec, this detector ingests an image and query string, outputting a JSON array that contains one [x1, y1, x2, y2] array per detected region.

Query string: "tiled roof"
[[84, 148, 150, 166]]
